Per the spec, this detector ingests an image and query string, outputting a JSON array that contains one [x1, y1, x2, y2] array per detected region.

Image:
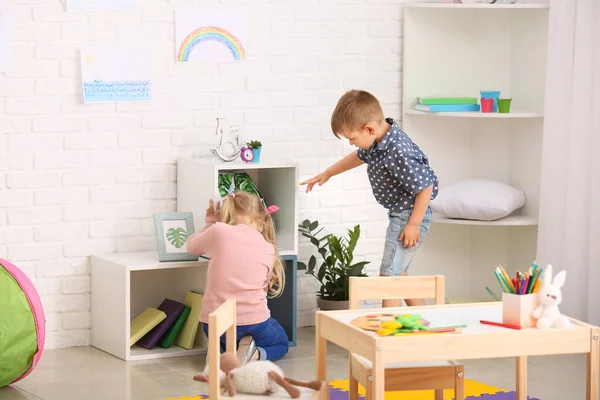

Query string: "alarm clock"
[[240, 146, 254, 163]]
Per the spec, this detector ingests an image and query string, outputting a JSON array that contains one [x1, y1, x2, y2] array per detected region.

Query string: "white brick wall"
[[0, 0, 402, 349]]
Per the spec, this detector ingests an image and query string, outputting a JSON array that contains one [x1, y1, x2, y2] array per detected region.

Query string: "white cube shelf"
[[91, 251, 209, 361], [177, 158, 299, 256], [402, 5, 549, 302]]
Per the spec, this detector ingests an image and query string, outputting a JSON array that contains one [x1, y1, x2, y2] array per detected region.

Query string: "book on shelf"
[[137, 298, 186, 350], [130, 308, 166, 346], [417, 97, 478, 105], [175, 291, 204, 350], [158, 305, 191, 349], [414, 103, 481, 112]]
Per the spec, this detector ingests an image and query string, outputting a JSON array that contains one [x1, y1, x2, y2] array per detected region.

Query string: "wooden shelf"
[[433, 214, 538, 226], [129, 345, 206, 361], [404, 3, 549, 9], [405, 109, 543, 119]]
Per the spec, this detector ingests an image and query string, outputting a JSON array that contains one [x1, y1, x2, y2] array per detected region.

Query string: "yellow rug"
[[167, 378, 510, 400]]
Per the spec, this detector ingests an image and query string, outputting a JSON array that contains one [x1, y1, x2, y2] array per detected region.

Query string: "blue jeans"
[[380, 207, 433, 276], [202, 317, 289, 362]]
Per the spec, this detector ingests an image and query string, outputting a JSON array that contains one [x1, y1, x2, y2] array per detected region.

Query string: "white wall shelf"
[[177, 158, 299, 256], [403, 5, 549, 302], [433, 215, 538, 227], [405, 3, 549, 10], [404, 110, 543, 119]]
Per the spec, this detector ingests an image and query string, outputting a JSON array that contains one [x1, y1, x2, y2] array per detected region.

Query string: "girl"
[[186, 190, 289, 366]]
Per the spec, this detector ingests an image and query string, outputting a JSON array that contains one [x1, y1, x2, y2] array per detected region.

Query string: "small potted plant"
[[298, 219, 369, 310], [248, 140, 262, 163]]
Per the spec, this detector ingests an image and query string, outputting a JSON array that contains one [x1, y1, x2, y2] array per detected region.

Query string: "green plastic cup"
[[498, 98, 512, 113]]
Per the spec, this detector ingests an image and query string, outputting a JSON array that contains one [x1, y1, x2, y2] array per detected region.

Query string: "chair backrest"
[[348, 275, 445, 309], [207, 299, 237, 400]]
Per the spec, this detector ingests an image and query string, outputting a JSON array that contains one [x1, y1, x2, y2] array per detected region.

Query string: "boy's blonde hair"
[[330, 90, 385, 138], [220, 191, 285, 298]]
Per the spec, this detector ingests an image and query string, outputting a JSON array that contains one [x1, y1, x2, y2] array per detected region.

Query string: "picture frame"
[[153, 212, 198, 262]]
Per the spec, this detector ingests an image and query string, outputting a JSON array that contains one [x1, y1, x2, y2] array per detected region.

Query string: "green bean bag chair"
[[0, 259, 46, 387]]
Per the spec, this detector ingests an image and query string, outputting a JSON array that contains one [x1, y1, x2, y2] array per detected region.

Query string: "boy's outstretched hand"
[[300, 172, 330, 193], [399, 222, 420, 248]]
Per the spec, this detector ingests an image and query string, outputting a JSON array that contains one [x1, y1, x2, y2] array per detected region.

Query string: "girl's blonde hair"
[[220, 191, 285, 298]]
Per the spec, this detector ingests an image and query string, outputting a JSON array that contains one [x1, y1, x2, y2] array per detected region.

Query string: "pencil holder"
[[502, 293, 538, 328]]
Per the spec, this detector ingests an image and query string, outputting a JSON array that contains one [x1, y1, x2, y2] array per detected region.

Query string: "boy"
[[301, 90, 438, 307]]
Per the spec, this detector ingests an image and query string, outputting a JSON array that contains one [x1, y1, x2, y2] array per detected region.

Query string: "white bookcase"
[[177, 158, 299, 256], [90, 158, 300, 362], [402, 3, 549, 301], [91, 251, 209, 361]]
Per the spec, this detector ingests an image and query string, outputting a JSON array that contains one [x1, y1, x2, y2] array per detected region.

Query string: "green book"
[[418, 97, 478, 105], [130, 308, 166, 346], [158, 305, 191, 348], [175, 291, 204, 349]]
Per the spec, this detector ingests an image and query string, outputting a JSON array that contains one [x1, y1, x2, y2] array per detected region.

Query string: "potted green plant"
[[247, 140, 262, 163], [298, 219, 369, 310]]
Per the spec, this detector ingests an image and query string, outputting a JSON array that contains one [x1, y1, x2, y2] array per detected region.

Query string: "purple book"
[[137, 298, 186, 349]]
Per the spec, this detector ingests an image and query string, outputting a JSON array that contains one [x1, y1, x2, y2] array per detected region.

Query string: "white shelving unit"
[[402, 3, 549, 301], [177, 158, 299, 256], [91, 251, 209, 361], [90, 158, 300, 362]]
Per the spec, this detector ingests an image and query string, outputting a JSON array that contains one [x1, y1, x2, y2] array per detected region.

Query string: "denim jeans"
[[203, 317, 289, 362], [380, 207, 433, 276]]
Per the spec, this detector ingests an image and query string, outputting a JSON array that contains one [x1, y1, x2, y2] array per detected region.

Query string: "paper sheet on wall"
[[80, 45, 152, 104], [175, 7, 246, 63], [0, 0, 12, 72], [67, 0, 140, 11]]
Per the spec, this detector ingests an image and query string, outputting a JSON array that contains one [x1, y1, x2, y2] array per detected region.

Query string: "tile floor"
[[1, 327, 595, 400]]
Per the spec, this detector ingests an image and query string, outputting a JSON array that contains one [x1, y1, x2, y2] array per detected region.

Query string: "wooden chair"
[[204, 299, 329, 400], [348, 276, 464, 400]]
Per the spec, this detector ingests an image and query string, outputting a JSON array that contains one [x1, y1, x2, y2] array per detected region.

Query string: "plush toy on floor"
[[532, 264, 570, 329], [0, 258, 46, 387], [193, 353, 322, 398]]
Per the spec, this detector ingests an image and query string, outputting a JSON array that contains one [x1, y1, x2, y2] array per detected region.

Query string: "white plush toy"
[[194, 353, 322, 398], [532, 264, 570, 329]]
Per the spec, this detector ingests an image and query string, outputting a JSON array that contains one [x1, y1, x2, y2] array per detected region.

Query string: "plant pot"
[[252, 147, 261, 163], [317, 297, 349, 311]]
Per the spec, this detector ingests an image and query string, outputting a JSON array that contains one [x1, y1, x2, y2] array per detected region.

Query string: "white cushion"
[[430, 179, 526, 221], [354, 354, 454, 369]]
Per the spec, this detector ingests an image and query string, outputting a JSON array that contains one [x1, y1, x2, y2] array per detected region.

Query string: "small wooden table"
[[315, 302, 599, 400]]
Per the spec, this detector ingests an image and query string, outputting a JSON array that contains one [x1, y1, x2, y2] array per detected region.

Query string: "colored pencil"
[[532, 279, 541, 293], [480, 320, 522, 330], [428, 325, 467, 330], [498, 266, 515, 293], [486, 287, 500, 301], [494, 269, 511, 293]]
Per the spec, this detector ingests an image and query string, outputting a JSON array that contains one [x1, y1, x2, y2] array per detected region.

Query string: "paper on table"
[[0, 1, 12, 72], [67, 0, 140, 12], [175, 7, 246, 63], [80, 44, 152, 104]]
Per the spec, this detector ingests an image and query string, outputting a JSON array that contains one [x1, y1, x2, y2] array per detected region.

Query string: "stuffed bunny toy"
[[193, 353, 322, 398], [532, 264, 570, 329]]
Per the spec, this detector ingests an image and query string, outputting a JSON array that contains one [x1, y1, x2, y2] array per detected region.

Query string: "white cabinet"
[[177, 158, 299, 256], [91, 251, 209, 361]]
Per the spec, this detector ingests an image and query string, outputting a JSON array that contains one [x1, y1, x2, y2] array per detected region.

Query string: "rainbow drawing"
[[177, 26, 246, 62]]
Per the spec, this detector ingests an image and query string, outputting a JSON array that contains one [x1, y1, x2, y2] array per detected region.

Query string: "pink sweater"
[[186, 216, 276, 326]]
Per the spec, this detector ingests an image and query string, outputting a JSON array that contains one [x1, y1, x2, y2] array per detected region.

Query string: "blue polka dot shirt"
[[357, 118, 439, 213]]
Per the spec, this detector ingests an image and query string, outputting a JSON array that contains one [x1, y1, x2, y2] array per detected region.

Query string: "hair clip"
[[224, 182, 236, 199], [265, 205, 279, 215]]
